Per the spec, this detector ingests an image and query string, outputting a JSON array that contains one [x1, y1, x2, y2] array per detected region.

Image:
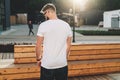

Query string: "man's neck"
[[49, 14, 58, 20]]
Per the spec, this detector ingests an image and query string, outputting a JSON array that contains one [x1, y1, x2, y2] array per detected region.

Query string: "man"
[[36, 3, 72, 80], [28, 20, 34, 36]]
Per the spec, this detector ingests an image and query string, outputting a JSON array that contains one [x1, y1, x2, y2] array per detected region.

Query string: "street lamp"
[[72, 0, 88, 42], [72, 0, 75, 42]]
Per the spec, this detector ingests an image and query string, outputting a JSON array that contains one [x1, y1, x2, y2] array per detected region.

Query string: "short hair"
[[40, 3, 56, 13]]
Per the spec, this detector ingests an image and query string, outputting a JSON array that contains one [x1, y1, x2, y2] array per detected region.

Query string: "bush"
[[0, 44, 14, 52], [76, 30, 120, 35]]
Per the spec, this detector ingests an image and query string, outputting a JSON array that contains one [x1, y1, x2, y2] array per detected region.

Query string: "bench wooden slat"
[[69, 61, 120, 70], [1, 59, 120, 75], [14, 45, 35, 53], [14, 58, 36, 63], [14, 54, 120, 63], [0, 67, 39, 75], [14, 49, 120, 58], [70, 49, 120, 55], [14, 47, 35, 53], [14, 43, 120, 53], [69, 54, 120, 61], [71, 44, 120, 50], [69, 67, 120, 77], [0, 72, 40, 80], [0, 67, 120, 80], [14, 53, 36, 58]]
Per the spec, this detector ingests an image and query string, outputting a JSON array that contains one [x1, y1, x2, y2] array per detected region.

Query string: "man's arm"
[[36, 36, 44, 62], [66, 37, 72, 59]]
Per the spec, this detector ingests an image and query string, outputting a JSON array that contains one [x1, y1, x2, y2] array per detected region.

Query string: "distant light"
[[74, 0, 88, 11]]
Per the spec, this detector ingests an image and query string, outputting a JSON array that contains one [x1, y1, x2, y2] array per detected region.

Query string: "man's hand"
[[37, 60, 41, 67]]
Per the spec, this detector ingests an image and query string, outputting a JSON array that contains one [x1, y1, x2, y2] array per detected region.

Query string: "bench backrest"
[[14, 43, 120, 64]]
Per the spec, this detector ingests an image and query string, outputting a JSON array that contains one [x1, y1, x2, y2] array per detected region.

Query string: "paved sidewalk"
[[0, 25, 120, 44], [0, 25, 38, 44], [0, 24, 38, 36]]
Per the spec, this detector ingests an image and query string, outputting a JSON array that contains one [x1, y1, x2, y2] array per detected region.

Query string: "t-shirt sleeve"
[[37, 24, 45, 37]]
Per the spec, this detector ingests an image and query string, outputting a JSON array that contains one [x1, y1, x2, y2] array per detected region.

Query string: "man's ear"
[[46, 17, 49, 20]]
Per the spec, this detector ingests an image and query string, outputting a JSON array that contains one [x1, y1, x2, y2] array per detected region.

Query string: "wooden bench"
[[0, 43, 120, 80]]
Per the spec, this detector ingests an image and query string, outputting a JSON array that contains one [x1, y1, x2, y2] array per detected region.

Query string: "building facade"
[[0, 0, 10, 31], [104, 9, 120, 28]]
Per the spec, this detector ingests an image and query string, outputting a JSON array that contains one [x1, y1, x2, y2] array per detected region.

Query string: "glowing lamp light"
[[74, 0, 88, 11]]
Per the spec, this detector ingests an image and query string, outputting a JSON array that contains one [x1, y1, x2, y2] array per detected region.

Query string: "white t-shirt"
[[37, 19, 72, 69]]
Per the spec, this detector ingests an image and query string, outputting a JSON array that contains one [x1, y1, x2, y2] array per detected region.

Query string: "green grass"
[[76, 30, 120, 35]]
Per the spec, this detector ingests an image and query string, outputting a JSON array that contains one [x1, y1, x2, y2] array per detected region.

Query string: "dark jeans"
[[40, 66, 68, 80]]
